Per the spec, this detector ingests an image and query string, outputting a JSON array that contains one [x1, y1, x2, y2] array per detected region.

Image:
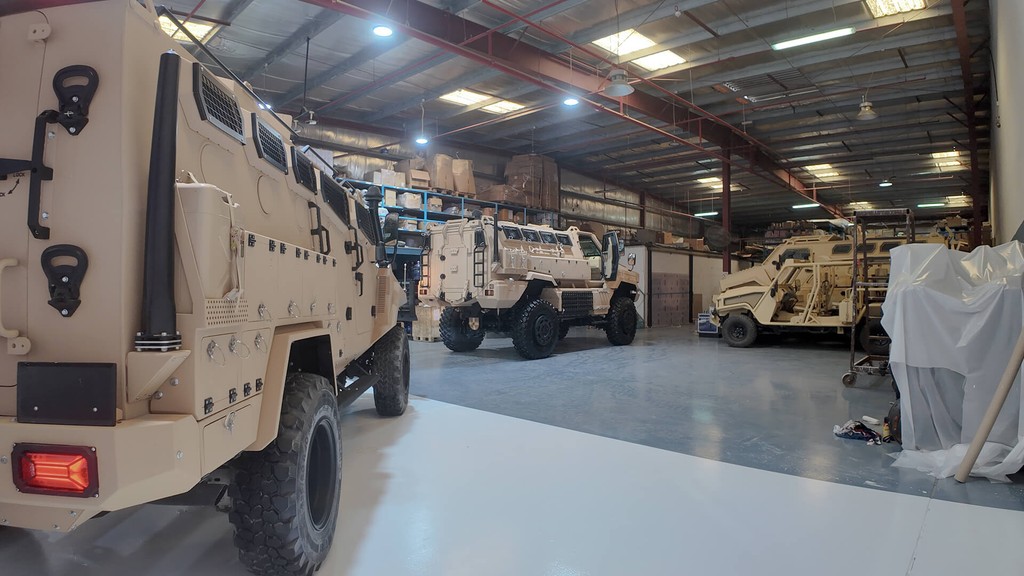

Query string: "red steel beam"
[[950, 0, 985, 247], [298, 0, 842, 216]]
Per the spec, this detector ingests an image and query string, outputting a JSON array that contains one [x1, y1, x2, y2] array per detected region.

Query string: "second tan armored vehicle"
[[0, 2, 408, 575], [418, 218, 639, 359]]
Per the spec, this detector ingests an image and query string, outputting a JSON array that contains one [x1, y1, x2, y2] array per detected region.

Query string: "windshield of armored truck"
[[579, 237, 601, 258]]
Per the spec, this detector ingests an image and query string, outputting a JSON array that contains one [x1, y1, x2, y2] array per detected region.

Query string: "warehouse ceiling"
[[154, 0, 989, 231]]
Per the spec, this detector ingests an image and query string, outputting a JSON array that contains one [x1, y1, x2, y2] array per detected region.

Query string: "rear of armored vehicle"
[[0, 2, 407, 574], [421, 218, 638, 359]]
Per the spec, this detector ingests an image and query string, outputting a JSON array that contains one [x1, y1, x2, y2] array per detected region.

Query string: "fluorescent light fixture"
[[805, 164, 839, 179], [865, 0, 926, 19], [694, 211, 719, 217], [849, 201, 871, 206], [592, 29, 655, 57], [439, 89, 490, 106], [697, 177, 721, 186], [931, 150, 959, 159], [771, 27, 855, 51], [631, 50, 686, 71], [879, 180, 893, 187], [481, 100, 524, 114], [917, 202, 946, 208], [936, 160, 962, 167], [372, 25, 394, 37], [563, 97, 580, 106], [793, 203, 820, 209], [415, 136, 429, 145], [158, 15, 213, 42]]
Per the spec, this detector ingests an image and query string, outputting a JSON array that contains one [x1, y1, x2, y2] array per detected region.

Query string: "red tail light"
[[12, 444, 98, 498]]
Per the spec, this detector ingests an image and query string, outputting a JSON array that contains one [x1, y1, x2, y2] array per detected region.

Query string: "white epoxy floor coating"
[[3, 396, 1023, 576]]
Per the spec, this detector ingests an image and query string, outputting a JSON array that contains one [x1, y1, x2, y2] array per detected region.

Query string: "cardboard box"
[[452, 159, 476, 195], [427, 154, 455, 191], [477, 184, 528, 206], [426, 197, 443, 212], [384, 188, 397, 207], [396, 158, 427, 174], [505, 154, 559, 210], [407, 169, 430, 189], [656, 231, 675, 244], [399, 192, 423, 210]]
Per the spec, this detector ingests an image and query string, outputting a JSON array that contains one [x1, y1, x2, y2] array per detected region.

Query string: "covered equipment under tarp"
[[883, 241, 1024, 482]]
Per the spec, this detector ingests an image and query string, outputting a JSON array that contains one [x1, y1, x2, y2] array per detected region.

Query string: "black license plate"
[[17, 362, 117, 426]]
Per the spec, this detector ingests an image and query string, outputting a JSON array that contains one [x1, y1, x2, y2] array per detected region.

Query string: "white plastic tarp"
[[882, 241, 1024, 481]]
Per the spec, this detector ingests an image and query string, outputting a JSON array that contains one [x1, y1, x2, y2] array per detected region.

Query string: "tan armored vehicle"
[[418, 217, 640, 359], [712, 230, 952, 350], [0, 2, 408, 574]]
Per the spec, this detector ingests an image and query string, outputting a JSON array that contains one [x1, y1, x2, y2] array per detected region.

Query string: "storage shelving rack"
[[842, 208, 915, 387]]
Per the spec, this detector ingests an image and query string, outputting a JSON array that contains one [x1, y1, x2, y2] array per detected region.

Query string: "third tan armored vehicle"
[[711, 228, 957, 350], [0, 2, 408, 574], [418, 218, 639, 359]]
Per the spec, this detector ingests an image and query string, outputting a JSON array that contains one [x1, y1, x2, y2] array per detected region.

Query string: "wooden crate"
[[412, 305, 441, 342]]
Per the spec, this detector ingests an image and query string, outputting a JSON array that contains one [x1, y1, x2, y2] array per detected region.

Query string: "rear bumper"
[[0, 414, 201, 531]]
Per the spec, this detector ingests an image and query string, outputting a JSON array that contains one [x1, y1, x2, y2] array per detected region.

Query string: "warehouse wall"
[[991, 0, 1024, 242]]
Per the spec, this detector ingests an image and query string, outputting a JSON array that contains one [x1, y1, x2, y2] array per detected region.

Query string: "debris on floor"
[[834, 420, 882, 445]]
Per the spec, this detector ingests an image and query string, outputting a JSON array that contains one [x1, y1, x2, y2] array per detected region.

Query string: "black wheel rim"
[[534, 313, 555, 345], [730, 324, 746, 341], [306, 417, 338, 532]]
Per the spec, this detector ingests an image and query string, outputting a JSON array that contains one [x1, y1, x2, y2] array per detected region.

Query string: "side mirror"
[[381, 212, 400, 244], [627, 253, 637, 271]]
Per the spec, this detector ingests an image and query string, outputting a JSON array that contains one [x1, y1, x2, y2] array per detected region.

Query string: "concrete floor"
[[2, 326, 1023, 575], [411, 326, 1024, 510]]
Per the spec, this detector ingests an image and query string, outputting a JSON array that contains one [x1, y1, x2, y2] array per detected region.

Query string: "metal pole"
[[722, 144, 732, 273]]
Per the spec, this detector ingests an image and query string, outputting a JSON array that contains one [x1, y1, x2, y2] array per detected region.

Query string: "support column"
[[991, 0, 1024, 243], [722, 145, 732, 273]]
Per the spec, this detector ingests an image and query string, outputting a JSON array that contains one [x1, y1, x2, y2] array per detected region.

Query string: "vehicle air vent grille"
[[192, 63, 244, 143], [561, 292, 594, 318], [251, 114, 288, 174], [204, 299, 249, 327], [291, 147, 318, 193], [355, 200, 380, 244], [320, 173, 350, 224]]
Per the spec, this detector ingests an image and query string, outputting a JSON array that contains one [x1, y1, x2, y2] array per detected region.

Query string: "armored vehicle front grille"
[[320, 173, 350, 224], [193, 63, 244, 143], [355, 201, 380, 244], [561, 292, 594, 318], [292, 147, 318, 193], [252, 114, 288, 174], [205, 299, 249, 327]]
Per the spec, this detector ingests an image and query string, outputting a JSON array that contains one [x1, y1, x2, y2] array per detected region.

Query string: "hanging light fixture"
[[602, 1, 634, 98], [879, 179, 893, 188], [857, 94, 877, 121], [415, 100, 429, 145], [604, 68, 634, 97]]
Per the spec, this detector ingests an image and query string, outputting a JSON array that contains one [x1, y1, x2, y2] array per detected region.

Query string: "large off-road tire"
[[858, 318, 891, 356], [512, 299, 559, 360], [605, 297, 638, 346], [439, 306, 485, 352], [722, 314, 758, 347], [371, 324, 411, 417], [229, 373, 341, 576], [558, 324, 571, 340]]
